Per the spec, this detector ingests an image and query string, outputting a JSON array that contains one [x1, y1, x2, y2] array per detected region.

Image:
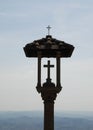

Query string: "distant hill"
[[0, 111, 93, 130]]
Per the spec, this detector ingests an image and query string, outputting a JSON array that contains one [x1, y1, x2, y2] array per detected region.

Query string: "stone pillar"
[[44, 101, 54, 130], [41, 82, 57, 130], [56, 52, 61, 88], [38, 57, 41, 86], [36, 52, 42, 93]]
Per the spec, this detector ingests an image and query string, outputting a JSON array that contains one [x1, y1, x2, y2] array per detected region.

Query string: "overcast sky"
[[0, 0, 93, 112]]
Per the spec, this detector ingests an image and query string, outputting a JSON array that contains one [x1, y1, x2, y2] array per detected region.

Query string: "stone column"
[[41, 82, 57, 130], [36, 52, 42, 93], [44, 101, 54, 130], [38, 57, 41, 86], [56, 52, 61, 88]]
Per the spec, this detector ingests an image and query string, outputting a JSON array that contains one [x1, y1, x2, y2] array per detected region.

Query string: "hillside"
[[0, 111, 93, 130]]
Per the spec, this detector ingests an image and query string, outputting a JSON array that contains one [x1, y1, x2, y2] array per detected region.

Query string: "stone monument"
[[23, 26, 74, 130]]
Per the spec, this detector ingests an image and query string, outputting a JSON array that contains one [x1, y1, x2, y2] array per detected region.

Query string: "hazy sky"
[[0, 0, 93, 111]]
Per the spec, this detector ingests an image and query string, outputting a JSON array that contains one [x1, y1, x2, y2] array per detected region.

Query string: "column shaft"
[[56, 56, 61, 87], [44, 101, 54, 130], [37, 56, 41, 87]]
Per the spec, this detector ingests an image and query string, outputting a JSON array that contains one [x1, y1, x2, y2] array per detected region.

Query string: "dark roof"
[[23, 35, 74, 58]]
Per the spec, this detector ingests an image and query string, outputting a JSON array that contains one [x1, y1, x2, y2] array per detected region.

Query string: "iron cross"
[[44, 60, 54, 80], [46, 25, 51, 35]]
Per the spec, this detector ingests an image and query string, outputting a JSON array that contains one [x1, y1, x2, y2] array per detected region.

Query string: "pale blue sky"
[[0, 0, 93, 111]]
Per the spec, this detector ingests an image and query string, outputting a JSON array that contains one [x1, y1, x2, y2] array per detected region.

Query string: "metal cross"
[[46, 25, 51, 35], [44, 60, 54, 80]]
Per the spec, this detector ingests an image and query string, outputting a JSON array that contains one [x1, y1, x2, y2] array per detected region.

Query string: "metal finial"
[[46, 25, 51, 35]]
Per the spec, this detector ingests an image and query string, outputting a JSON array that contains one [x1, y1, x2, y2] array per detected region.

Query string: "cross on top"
[[46, 25, 51, 35], [44, 60, 54, 81]]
